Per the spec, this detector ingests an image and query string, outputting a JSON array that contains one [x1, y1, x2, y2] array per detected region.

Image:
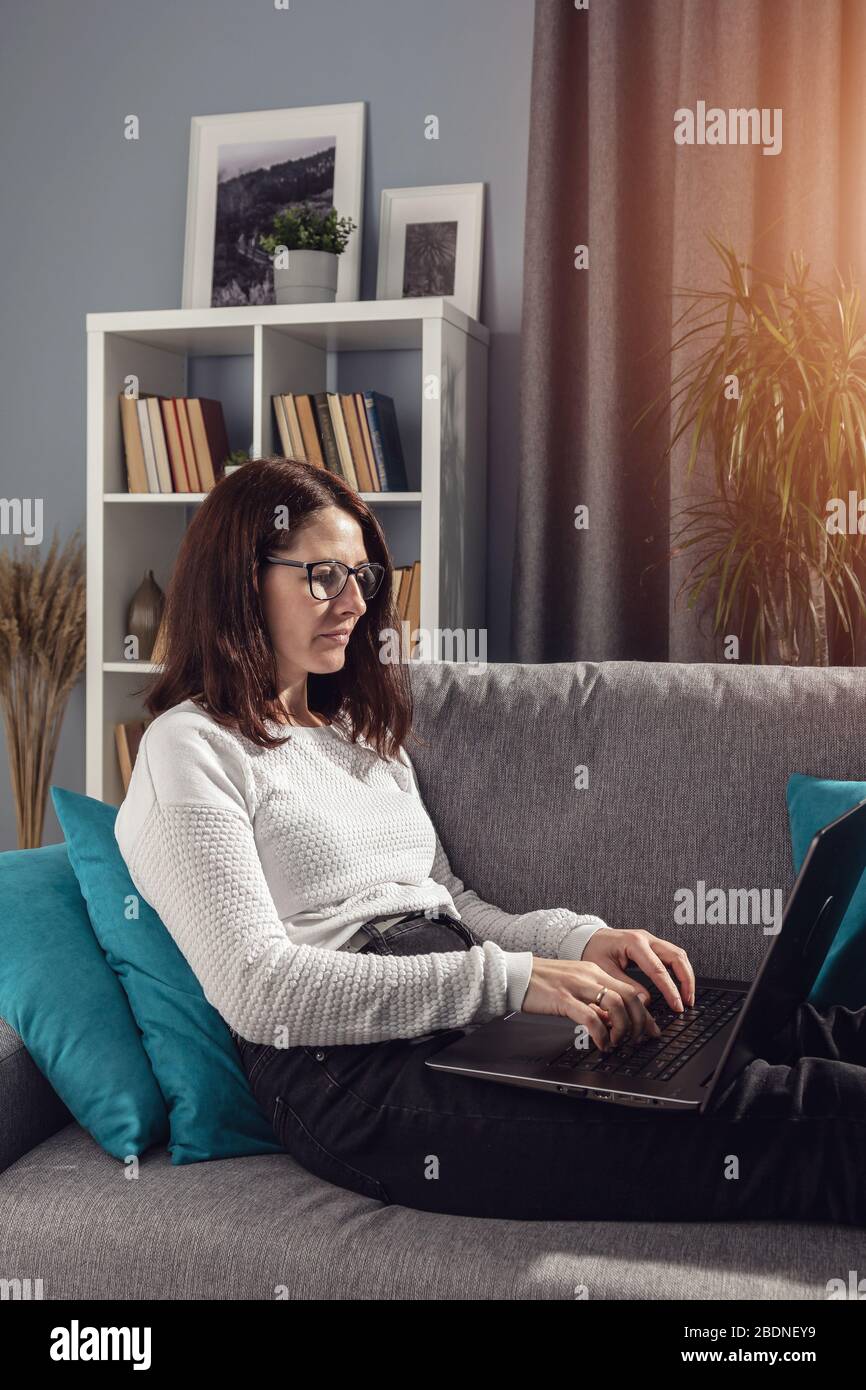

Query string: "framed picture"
[[181, 102, 366, 308], [375, 183, 484, 320]]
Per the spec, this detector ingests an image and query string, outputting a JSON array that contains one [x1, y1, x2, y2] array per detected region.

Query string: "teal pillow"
[[0, 841, 169, 1160], [51, 786, 284, 1165], [786, 772, 866, 1010]]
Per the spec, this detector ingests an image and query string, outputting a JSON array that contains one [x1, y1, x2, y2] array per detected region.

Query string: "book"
[[312, 393, 344, 478], [118, 393, 150, 493], [354, 391, 379, 490], [341, 393, 375, 491], [295, 394, 325, 466], [273, 395, 292, 455], [186, 398, 231, 491], [160, 399, 191, 492], [146, 398, 173, 492], [136, 399, 159, 491], [114, 719, 153, 793], [283, 395, 304, 458], [406, 560, 420, 638], [363, 392, 409, 491], [174, 399, 201, 491], [327, 393, 359, 489]]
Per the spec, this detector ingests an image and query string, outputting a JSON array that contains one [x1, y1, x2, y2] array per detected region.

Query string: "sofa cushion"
[[786, 772, 866, 1010], [0, 842, 168, 1162], [51, 786, 283, 1165]]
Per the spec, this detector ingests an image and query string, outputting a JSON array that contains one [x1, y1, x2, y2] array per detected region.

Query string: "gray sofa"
[[0, 658, 861, 1299]]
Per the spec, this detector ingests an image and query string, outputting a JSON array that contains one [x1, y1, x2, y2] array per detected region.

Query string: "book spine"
[[313, 393, 345, 478], [284, 395, 305, 458], [147, 398, 173, 492], [362, 393, 388, 489], [186, 399, 216, 491], [199, 399, 230, 483], [341, 394, 373, 491], [118, 393, 149, 493], [273, 395, 291, 454], [137, 400, 159, 492], [296, 395, 325, 466], [355, 392, 380, 491], [161, 399, 190, 492], [175, 399, 200, 491], [370, 392, 409, 491], [114, 724, 132, 793], [327, 394, 358, 489]]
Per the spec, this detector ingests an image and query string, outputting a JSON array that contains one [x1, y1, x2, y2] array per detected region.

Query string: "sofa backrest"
[[406, 660, 866, 980]]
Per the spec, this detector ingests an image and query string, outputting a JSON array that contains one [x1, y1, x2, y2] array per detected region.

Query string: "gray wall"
[[0, 0, 535, 849]]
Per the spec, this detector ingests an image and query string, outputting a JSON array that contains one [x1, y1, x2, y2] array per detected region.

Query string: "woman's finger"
[[620, 934, 695, 1010], [567, 1000, 611, 1053], [644, 935, 696, 1007], [595, 966, 663, 1037], [585, 973, 648, 1047]]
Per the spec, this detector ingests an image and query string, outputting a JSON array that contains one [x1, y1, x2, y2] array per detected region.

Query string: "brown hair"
[[137, 456, 414, 760]]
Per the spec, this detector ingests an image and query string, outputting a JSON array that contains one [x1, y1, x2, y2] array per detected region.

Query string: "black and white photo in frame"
[[181, 101, 365, 308], [375, 183, 484, 320]]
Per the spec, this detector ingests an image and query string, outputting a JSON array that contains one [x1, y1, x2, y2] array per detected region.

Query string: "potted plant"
[[636, 234, 866, 665], [259, 202, 357, 305]]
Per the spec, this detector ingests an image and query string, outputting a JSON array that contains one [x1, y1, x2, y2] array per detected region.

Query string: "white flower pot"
[[273, 250, 339, 305]]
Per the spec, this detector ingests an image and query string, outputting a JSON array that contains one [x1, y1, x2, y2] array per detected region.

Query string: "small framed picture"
[[376, 183, 484, 320], [181, 102, 366, 308]]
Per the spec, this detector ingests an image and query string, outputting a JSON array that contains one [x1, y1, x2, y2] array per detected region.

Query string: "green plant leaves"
[[258, 201, 357, 256], [635, 234, 866, 664]]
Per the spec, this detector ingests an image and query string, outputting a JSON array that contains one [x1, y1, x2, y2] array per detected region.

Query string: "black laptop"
[[426, 798, 866, 1114]]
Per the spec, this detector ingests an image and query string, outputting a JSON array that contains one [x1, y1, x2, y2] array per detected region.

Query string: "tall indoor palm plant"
[[637, 234, 866, 664]]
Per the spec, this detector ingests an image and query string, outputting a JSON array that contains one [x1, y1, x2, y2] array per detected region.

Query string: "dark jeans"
[[231, 912, 866, 1224]]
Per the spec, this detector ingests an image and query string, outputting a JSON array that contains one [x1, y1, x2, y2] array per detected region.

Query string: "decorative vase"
[[127, 570, 164, 663], [273, 250, 339, 305]]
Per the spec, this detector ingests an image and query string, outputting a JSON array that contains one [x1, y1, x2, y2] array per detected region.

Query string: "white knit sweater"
[[113, 698, 608, 1047]]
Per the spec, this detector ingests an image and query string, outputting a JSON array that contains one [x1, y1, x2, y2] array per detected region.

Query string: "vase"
[[273, 250, 339, 305], [127, 570, 164, 663]]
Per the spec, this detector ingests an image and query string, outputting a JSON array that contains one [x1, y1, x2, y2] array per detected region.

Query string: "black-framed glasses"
[[262, 555, 385, 601]]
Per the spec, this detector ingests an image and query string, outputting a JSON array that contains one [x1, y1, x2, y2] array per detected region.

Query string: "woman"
[[115, 457, 866, 1225]]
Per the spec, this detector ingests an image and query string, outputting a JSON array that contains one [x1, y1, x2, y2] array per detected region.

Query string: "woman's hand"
[[581, 927, 695, 1013], [520, 928, 696, 1052]]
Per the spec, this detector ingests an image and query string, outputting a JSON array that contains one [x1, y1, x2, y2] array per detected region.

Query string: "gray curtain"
[[512, 0, 866, 663]]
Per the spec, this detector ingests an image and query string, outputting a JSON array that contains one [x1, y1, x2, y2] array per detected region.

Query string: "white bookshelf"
[[86, 298, 489, 804]]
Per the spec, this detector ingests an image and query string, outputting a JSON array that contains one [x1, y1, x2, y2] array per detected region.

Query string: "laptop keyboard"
[[547, 986, 744, 1083]]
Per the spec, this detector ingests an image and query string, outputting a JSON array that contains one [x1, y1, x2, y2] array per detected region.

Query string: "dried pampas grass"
[[0, 529, 86, 847]]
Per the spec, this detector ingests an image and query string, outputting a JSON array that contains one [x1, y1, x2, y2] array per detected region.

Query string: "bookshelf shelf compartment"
[[87, 299, 487, 803]]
